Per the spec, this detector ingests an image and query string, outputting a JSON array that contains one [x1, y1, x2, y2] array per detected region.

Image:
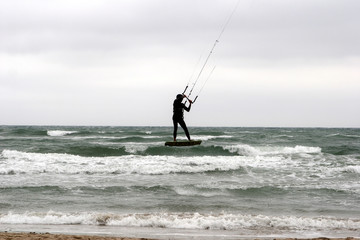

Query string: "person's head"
[[176, 94, 184, 100]]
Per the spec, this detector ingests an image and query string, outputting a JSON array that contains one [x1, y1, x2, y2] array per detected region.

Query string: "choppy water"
[[0, 126, 359, 238]]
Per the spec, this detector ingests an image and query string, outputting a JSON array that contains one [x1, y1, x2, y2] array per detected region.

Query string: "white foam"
[[325, 133, 340, 137], [283, 145, 321, 154], [0, 147, 329, 176], [344, 134, 360, 138], [123, 143, 156, 154], [0, 150, 247, 175], [191, 135, 233, 141], [0, 211, 95, 225], [47, 130, 77, 137], [1, 211, 359, 232], [326, 133, 360, 138], [175, 135, 232, 141], [173, 186, 228, 197], [345, 165, 360, 174], [223, 144, 321, 156], [223, 144, 261, 156], [331, 165, 360, 175]]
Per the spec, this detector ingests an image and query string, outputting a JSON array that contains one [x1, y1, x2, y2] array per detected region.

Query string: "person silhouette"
[[172, 94, 192, 141]]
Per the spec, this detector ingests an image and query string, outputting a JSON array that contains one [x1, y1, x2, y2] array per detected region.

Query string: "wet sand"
[[0, 232, 154, 240]]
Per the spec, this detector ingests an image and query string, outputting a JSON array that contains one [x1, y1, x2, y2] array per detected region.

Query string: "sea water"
[[0, 126, 359, 239]]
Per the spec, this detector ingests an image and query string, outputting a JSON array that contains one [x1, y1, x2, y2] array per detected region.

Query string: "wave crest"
[[223, 144, 321, 156], [47, 130, 77, 137], [1, 211, 359, 232], [0, 150, 245, 175]]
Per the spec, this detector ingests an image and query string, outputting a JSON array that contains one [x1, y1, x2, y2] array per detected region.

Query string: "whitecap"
[[0, 150, 247, 175], [331, 165, 360, 175], [223, 144, 321, 156], [47, 130, 77, 137], [173, 186, 228, 197], [2, 211, 360, 232], [123, 143, 151, 154], [282, 145, 321, 154], [0, 211, 94, 225], [223, 144, 260, 156], [175, 135, 232, 141]]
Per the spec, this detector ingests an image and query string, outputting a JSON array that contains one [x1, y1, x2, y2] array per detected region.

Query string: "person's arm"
[[183, 95, 192, 112]]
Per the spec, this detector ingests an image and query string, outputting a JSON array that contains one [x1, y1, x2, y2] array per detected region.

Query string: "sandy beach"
[[0, 232, 154, 240], [0, 232, 359, 240]]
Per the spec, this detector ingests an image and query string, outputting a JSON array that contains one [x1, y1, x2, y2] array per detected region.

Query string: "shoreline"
[[0, 232, 153, 240], [1, 224, 359, 240], [0, 232, 359, 240]]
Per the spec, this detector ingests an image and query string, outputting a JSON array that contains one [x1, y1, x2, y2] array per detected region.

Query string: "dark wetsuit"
[[173, 98, 191, 141]]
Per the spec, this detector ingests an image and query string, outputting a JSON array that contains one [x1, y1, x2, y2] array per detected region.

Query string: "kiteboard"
[[165, 140, 202, 147]]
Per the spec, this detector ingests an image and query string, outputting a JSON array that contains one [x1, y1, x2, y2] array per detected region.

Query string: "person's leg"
[[173, 119, 178, 141], [178, 119, 191, 141]]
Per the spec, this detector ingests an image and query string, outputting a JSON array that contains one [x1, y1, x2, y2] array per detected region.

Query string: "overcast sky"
[[1, 0, 359, 127]]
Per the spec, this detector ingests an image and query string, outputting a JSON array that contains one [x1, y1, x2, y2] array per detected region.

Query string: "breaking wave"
[[1, 211, 359, 232], [0, 150, 247, 175], [47, 130, 78, 137], [222, 144, 321, 156]]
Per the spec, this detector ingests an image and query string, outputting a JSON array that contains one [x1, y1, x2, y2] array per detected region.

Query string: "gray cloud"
[[1, 0, 359, 127]]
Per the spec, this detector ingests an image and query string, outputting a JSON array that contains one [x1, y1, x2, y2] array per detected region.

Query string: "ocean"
[[0, 126, 359, 239]]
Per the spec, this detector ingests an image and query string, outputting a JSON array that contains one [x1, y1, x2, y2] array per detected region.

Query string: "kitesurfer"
[[172, 94, 192, 141]]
